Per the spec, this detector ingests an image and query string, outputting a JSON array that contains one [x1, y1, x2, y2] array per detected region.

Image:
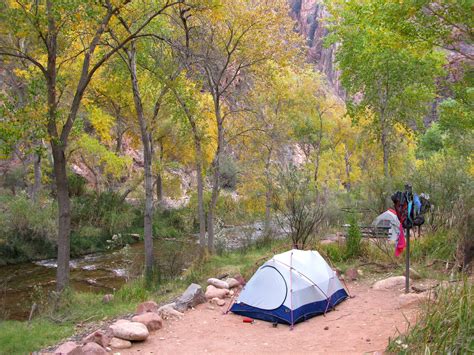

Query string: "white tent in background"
[[230, 249, 348, 326], [372, 209, 400, 241]]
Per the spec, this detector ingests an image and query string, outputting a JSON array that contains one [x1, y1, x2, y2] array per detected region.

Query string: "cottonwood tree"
[[328, 0, 444, 205], [177, 0, 299, 252], [0, 0, 180, 291]]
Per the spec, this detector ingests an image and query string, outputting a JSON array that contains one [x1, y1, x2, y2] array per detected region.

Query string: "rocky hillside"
[[289, 0, 344, 97]]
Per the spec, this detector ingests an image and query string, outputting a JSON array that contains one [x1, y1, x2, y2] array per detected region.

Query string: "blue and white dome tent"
[[230, 249, 348, 327]]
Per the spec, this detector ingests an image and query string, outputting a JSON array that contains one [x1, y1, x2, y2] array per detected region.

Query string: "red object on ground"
[[243, 317, 254, 323]]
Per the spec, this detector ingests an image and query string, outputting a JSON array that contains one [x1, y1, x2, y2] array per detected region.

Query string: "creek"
[[0, 221, 281, 321]]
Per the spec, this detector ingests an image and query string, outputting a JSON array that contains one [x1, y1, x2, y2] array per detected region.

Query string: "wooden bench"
[[342, 224, 390, 239]]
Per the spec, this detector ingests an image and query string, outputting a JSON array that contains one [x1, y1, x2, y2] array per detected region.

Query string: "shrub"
[[0, 193, 57, 264], [273, 167, 324, 249], [152, 208, 190, 238], [345, 216, 363, 259]]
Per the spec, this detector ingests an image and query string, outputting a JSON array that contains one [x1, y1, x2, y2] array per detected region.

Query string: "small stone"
[[398, 291, 434, 308], [109, 337, 132, 349], [344, 268, 359, 281], [234, 274, 246, 286], [210, 297, 226, 306], [324, 326, 329, 330], [82, 342, 107, 354], [207, 278, 229, 289], [82, 329, 112, 347], [102, 294, 114, 304], [205, 285, 230, 300], [54, 341, 82, 355], [225, 278, 240, 289], [366, 338, 371, 342], [157, 303, 184, 319], [109, 319, 149, 341], [136, 301, 158, 314], [373, 276, 406, 290], [132, 312, 163, 331]]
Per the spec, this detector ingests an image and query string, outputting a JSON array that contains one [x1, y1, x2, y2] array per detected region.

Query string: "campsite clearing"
[[120, 280, 419, 354]]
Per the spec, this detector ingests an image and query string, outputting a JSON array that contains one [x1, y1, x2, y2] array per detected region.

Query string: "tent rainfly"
[[230, 249, 348, 326], [372, 209, 400, 241]]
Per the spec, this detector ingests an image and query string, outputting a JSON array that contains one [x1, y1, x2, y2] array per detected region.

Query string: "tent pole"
[[290, 251, 294, 330]]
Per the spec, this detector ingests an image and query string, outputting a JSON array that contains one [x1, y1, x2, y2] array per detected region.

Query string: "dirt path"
[[120, 281, 419, 354]]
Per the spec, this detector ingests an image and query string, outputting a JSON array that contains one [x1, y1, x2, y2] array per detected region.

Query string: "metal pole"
[[405, 227, 410, 293]]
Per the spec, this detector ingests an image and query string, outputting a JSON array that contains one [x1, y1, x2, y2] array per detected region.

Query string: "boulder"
[[82, 330, 112, 347], [132, 312, 163, 331], [225, 278, 240, 289], [109, 337, 132, 349], [373, 276, 406, 290], [207, 278, 229, 289], [205, 285, 230, 300], [102, 294, 114, 304], [398, 292, 434, 308], [344, 268, 359, 281], [234, 274, 246, 286], [174, 283, 207, 312], [54, 341, 82, 355], [109, 319, 149, 341], [136, 301, 159, 314], [210, 297, 226, 306], [81, 342, 106, 355], [157, 303, 184, 319]]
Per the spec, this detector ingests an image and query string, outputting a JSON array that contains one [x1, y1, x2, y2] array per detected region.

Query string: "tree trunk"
[[207, 110, 224, 253], [344, 148, 351, 192], [194, 139, 206, 250], [156, 140, 164, 203], [51, 143, 71, 292], [31, 150, 42, 201], [45, 1, 72, 292], [128, 43, 154, 279], [313, 112, 323, 187], [380, 111, 391, 209], [171, 87, 207, 250], [313, 141, 321, 185], [264, 148, 273, 237]]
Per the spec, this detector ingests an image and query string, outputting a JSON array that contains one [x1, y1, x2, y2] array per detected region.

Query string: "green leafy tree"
[[328, 0, 445, 205]]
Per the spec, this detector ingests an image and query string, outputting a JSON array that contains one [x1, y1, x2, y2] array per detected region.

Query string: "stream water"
[[0, 222, 280, 321], [0, 238, 199, 321]]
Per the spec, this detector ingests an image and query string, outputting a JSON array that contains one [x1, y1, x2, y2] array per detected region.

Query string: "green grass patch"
[[387, 279, 474, 354], [0, 319, 74, 355]]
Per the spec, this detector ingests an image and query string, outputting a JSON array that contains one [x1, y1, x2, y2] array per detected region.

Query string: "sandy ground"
[[120, 281, 419, 355]]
